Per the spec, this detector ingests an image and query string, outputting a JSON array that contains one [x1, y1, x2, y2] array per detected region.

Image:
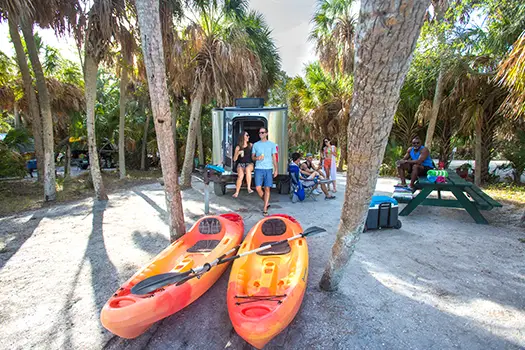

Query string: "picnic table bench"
[[397, 171, 502, 224]]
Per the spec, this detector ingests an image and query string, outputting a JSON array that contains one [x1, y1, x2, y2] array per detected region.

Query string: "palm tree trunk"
[[474, 111, 482, 187], [319, 0, 429, 291], [20, 17, 56, 201], [136, 0, 186, 241], [64, 142, 71, 178], [180, 84, 205, 189], [171, 100, 178, 160], [9, 18, 44, 182], [84, 54, 108, 200], [337, 134, 347, 171], [197, 118, 204, 167], [425, 64, 445, 150], [14, 102, 21, 129], [140, 112, 151, 171], [119, 58, 128, 179]]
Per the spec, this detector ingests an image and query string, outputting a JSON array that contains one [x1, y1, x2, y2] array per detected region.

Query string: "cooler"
[[365, 196, 402, 230]]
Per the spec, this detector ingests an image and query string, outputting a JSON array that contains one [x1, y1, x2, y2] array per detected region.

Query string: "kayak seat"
[[257, 241, 291, 256], [261, 219, 287, 236], [199, 218, 222, 234], [187, 239, 221, 253]]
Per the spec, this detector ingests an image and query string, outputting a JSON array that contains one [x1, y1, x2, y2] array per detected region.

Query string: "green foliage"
[[0, 142, 26, 178], [310, 0, 357, 75], [244, 10, 281, 94], [501, 129, 525, 184], [380, 141, 404, 176], [3, 128, 30, 151], [94, 70, 120, 147], [267, 70, 290, 107]]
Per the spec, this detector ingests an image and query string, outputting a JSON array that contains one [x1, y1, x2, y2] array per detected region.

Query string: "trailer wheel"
[[214, 182, 226, 196]]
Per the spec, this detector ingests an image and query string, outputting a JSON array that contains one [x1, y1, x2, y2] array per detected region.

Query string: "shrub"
[[0, 142, 26, 178], [501, 129, 525, 184]]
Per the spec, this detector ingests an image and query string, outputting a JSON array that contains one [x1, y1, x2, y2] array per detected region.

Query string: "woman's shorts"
[[237, 162, 253, 169]]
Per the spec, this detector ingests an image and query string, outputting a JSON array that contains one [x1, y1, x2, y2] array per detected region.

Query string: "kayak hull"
[[227, 214, 308, 348], [100, 213, 244, 339]]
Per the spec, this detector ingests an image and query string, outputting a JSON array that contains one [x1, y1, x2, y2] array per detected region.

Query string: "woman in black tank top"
[[232, 131, 254, 197]]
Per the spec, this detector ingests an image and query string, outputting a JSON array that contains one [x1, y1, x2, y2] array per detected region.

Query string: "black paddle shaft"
[[130, 226, 325, 295], [218, 226, 326, 265]]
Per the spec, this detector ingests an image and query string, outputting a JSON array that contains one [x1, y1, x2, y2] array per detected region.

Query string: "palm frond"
[[496, 31, 525, 118]]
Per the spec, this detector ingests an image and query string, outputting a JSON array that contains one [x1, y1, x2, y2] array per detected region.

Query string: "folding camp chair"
[[289, 163, 322, 202]]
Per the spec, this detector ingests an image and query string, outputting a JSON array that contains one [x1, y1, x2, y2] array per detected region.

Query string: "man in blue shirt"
[[396, 136, 435, 189], [252, 127, 277, 216]]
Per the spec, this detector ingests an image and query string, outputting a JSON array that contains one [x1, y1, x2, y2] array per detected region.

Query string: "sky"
[[0, 0, 335, 77], [250, 0, 318, 76]]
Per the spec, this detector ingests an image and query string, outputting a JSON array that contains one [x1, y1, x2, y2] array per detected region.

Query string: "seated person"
[[396, 136, 435, 189], [291, 153, 335, 200], [300, 153, 326, 180]]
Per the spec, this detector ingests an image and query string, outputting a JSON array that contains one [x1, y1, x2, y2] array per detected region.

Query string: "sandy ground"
[[0, 173, 524, 350]]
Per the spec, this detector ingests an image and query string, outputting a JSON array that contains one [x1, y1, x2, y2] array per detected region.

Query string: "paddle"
[[130, 226, 326, 295]]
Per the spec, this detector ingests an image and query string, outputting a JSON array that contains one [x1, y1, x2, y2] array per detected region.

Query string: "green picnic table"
[[398, 171, 502, 224]]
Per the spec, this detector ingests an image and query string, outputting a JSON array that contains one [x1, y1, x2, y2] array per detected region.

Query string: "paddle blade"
[[131, 271, 191, 295], [301, 226, 326, 237]]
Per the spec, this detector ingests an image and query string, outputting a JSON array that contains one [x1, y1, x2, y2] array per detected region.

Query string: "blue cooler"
[[365, 196, 402, 231]]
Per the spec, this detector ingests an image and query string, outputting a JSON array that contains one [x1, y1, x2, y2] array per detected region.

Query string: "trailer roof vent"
[[235, 98, 264, 108]]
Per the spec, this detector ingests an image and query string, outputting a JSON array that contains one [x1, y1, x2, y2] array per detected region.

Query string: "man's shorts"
[[408, 165, 434, 176], [421, 166, 434, 176], [255, 168, 273, 188]]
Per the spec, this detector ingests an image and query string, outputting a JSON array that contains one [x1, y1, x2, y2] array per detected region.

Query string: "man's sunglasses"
[[412, 142, 420, 145]]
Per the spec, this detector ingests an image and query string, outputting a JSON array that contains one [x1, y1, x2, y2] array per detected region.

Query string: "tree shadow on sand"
[[132, 230, 169, 255], [133, 190, 168, 225], [0, 214, 44, 271], [59, 200, 121, 349]]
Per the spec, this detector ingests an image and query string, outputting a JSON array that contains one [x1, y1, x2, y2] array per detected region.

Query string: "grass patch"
[[483, 183, 525, 206], [0, 169, 163, 217]]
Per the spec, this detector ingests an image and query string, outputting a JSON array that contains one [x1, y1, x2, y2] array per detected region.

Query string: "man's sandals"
[[263, 204, 271, 216]]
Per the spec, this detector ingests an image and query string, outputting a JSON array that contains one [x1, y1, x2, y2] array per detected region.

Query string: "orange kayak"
[[227, 214, 308, 349], [101, 213, 244, 339]]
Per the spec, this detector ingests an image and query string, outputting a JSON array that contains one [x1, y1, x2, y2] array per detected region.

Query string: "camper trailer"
[[211, 98, 290, 196]]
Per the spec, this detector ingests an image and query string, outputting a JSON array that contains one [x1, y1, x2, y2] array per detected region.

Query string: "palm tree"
[[7, 16, 45, 181], [496, 32, 525, 118], [19, 17, 57, 201], [310, 0, 357, 76], [308, 0, 356, 167], [496, 31, 525, 225], [2, 0, 81, 197], [177, 0, 276, 189], [286, 62, 352, 165], [81, 0, 128, 200], [420, 2, 451, 150], [244, 10, 281, 99], [117, 27, 136, 179], [135, 0, 186, 241], [319, 0, 429, 291]]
